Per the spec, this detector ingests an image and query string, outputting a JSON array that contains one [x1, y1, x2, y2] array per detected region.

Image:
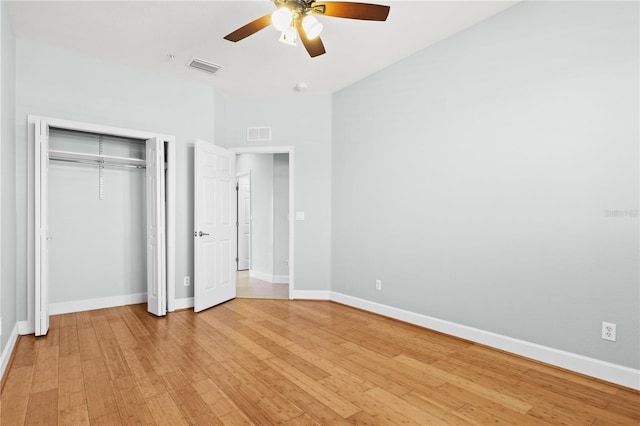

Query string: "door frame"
[[236, 171, 251, 272], [230, 146, 295, 300], [26, 115, 177, 334]]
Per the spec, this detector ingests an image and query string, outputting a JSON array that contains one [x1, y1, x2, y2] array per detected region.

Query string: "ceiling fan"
[[224, 0, 390, 58]]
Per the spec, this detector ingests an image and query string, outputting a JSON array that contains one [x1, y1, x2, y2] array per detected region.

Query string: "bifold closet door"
[[146, 137, 167, 316], [34, 120, 170, 336], [35, 120, 50, 336]]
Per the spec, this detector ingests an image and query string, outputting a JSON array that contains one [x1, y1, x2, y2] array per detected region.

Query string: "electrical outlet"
[[184, 276, 190, 287], [602, 321, 616, 342], [375, 280, 382, 291]]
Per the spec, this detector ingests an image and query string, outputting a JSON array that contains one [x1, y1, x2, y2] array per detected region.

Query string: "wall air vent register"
[[247, 127, 272, 142], [187, 57, 223, 75]]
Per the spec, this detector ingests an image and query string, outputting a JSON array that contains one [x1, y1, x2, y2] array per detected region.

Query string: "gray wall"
[[15, 39, 218, 320], [332, 1, 639, 369], [224, 96, 332, 291], [48, 132, 146, 302], [1, 0, 17, 352], [273, 153, 289, 277]]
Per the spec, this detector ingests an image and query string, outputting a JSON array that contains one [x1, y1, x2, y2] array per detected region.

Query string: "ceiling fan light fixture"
[[279, 26, 298, 46], [302, 15, 323, 39], [272, 7, 293, 32]]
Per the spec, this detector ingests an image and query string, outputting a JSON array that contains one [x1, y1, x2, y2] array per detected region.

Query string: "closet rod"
[[49, 157, 146, 170]]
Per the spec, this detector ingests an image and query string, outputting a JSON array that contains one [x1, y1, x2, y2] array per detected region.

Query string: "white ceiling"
[[7, 1, 518, 98]]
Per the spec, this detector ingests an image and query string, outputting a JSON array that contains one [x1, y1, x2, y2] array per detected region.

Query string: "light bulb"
[[302, 15, 323, 39], [272, 7, 293, 32]]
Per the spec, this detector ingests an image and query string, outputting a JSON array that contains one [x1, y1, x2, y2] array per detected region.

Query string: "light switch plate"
[[295, 212, 305, 221]]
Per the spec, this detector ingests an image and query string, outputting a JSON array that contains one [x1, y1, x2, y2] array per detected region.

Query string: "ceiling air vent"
[[247, 127, 272, 142], [187, 57, 222, 75]]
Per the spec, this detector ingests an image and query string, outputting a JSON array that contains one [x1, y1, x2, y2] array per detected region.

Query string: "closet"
[[31, 116, 176, 336]]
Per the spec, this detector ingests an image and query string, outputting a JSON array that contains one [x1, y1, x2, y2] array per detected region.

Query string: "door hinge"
[[236, 184, 239, 191], [236, 257, 239, 263]]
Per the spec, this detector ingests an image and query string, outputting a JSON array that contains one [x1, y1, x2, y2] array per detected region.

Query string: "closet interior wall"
[[48, 129, 147, 304]]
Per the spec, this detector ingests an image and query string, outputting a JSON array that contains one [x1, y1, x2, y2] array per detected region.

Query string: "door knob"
[[198, 231, 210, 237]]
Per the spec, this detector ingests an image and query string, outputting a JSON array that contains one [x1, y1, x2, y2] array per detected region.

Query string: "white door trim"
[[236, 172, 251, 271], [230, 146, 295, 300], [26, 115, 176, 334]]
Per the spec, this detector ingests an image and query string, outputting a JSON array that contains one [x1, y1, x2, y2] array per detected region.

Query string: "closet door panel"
[[35, 120, 50, 336], [146, 137, 166, 316]]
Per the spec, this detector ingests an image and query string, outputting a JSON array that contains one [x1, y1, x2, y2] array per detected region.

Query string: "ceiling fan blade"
[[310, 2, 390, 21], [295, 19, 326, 57], [224, 14, 272, 42]]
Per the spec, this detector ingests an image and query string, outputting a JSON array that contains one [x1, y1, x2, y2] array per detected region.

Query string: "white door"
[[146, 137, 167, 316], [35, 120, 50, 336], [194, 140, 236, 312], [237, 174, 251, 271]]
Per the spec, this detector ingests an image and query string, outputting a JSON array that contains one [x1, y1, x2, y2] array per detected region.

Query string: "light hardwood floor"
[[236, 271, 289, 299], [1, 300, 638, 425]]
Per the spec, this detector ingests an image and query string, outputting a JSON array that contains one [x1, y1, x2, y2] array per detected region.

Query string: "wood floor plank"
[[1, 364, 34, 425], [24, 388, 58, 426], [10, 335, 38, 369], [58, 354, 87, 413], [58, 324, 80, 358], [522, 367, 627, 408], [111, 375, 156, 425], [81, 358, 119, 421], [30, 344, 59, 393], [410, 383, 550, 425], [266, 357, 361, 418], [58, 312, 77, 328], [222, 360, 308, 423], [513, 379, 636, 425], [343, 341, 446, 389], [169, 382, 223, 425], [255, 365, 354, 425], [366, 386, 460, 425], [58, 403, 91, 426], [2, 300, 638, 425], [395, 354, 534, 413], [57, 355, 89, 426], [146, 392, 190, 426], [77, 327, 102, 361], [399, 391, 473, 425]]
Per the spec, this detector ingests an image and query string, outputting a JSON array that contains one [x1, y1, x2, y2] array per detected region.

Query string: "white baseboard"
[[330, 292, 640, 391], [49, 293, 147, 315], [18, 320, 33, 336], [1, 322, 19, 381], [249, 270, 289, 284], [292, 290, 331, 300], [174, 297, 194, 310]]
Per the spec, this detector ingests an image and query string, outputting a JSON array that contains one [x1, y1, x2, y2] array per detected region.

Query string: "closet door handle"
[[198, 231, 210, 237]]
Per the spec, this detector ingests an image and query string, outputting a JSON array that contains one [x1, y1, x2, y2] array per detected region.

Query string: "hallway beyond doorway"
[[236, 271, 288, 299]]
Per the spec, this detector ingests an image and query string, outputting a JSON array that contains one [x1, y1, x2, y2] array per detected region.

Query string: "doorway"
[[231, 147, 294, 299]]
